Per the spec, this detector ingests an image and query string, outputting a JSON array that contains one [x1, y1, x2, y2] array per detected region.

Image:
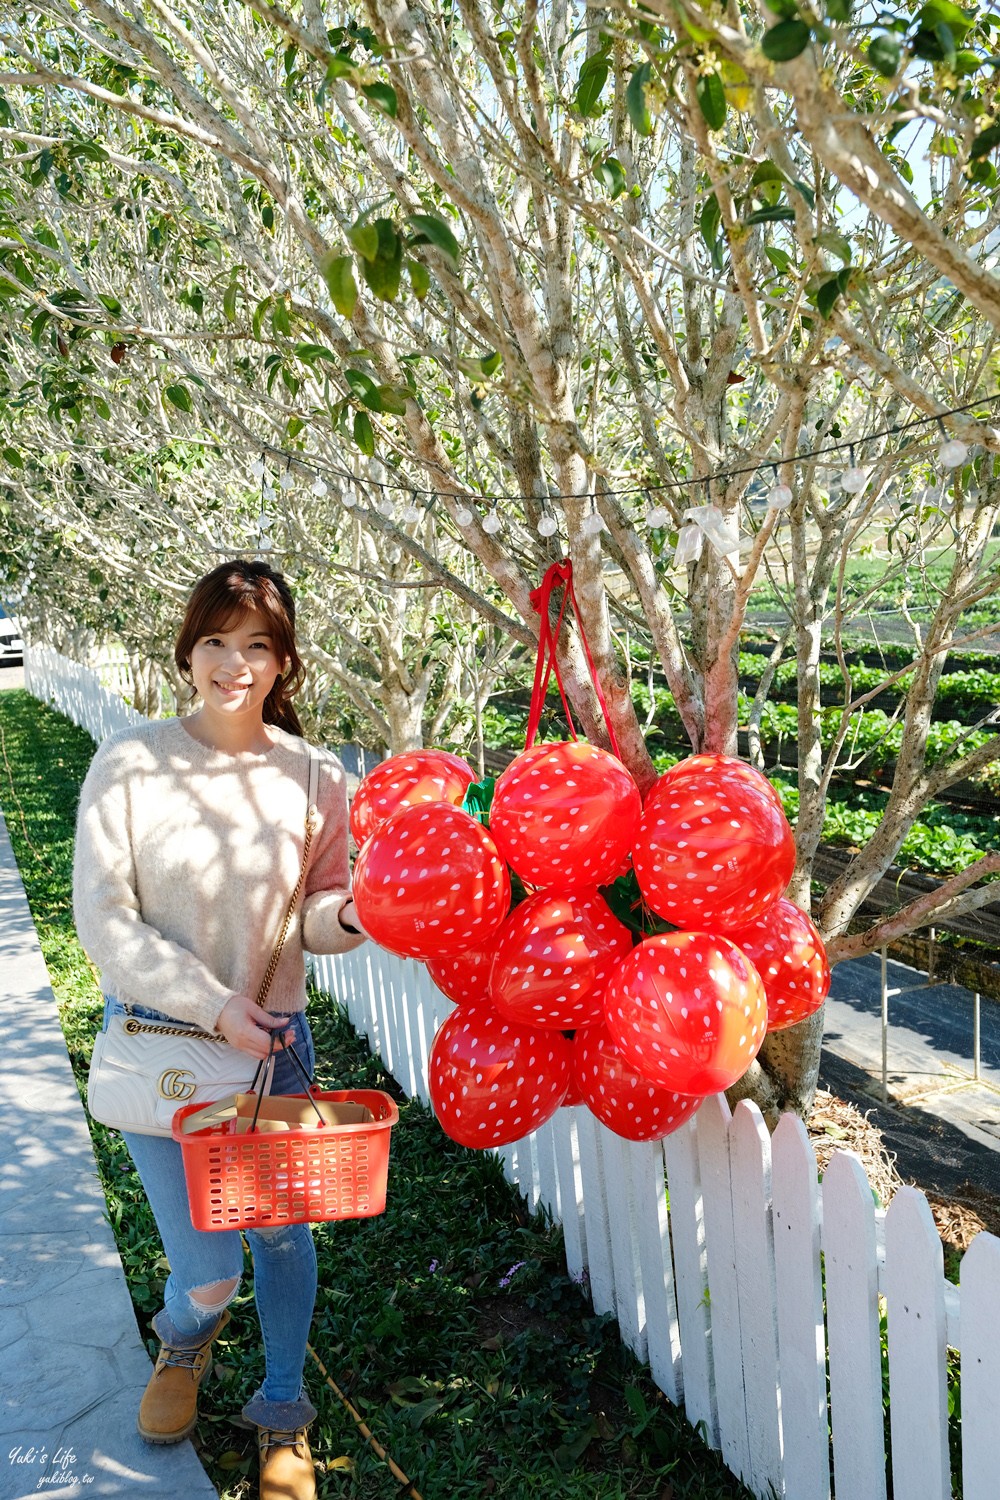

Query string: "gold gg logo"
[[157, 1068, 197, 1101]]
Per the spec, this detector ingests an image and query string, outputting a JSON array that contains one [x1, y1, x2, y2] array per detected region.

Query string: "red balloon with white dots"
[[572, 1022, 705, 1141], [352, 804, 510, 960], [489, 741, 642, 892], [349, 749, 475, 848], [603, 931, 768, 1095], [426, 936, 500, 1007], [428, 1000, 571, 1149], [489, 887, 634, 1029], [724, 897, 830, 1032], [632, 760, 795, 931], [645, 753, 785, 816]]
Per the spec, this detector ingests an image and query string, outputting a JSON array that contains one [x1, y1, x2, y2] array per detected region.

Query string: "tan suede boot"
[[137, 1310, 230, 1444], [257, 1425, 317, 1500]]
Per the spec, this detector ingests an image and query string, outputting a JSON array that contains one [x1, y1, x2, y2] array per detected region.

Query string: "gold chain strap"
[[123, 1018, 226, 1041], [253, 804, 318, 1009]]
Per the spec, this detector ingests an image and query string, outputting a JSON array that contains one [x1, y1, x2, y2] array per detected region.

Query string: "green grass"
[[0, 688, 748, 1500]]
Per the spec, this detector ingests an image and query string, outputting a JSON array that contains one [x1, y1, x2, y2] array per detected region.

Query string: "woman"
[[73, 559, 366, 1500]]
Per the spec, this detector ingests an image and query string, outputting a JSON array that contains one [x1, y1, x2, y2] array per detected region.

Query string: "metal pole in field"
[[974, 991, 981, 1081], [928, 926, 936, 985], [881, 947, 889, 1104]]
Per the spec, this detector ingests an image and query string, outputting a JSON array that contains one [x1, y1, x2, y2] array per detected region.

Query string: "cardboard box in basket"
[[178, 1093, 373, 1136]]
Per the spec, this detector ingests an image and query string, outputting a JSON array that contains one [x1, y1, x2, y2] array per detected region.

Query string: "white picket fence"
[[25, 644, 1000, 1499]]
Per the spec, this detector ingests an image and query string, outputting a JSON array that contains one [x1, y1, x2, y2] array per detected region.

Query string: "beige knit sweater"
[[73, 716, 365, 1033]]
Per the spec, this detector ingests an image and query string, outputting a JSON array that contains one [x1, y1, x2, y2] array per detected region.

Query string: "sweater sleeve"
[[300, 749, 367, 955], [73, 738, 238, 1031]]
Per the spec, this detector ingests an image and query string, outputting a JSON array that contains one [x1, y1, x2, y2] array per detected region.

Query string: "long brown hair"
[[175, 560, 306, 736]]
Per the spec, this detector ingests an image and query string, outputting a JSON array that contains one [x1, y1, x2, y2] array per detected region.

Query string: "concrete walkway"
[[0, 807, 217, 1500]]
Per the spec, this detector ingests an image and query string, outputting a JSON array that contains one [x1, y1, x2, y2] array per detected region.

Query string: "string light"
[[227, 392, 996, 545]]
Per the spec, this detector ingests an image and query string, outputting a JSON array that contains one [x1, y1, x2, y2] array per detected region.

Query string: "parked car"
[[0, 616, 24, 666]]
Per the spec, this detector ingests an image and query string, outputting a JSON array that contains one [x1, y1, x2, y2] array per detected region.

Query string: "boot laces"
[[260, 1426, 309, 1460], [159, 1345, 205, 1372]]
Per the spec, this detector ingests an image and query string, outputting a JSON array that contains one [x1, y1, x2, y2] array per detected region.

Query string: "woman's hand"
[[338, 898, 364, 935], [215, 994, 294, 1058]]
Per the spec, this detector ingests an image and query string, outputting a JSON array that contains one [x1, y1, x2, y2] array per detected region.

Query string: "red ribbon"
[[524, 559, 622, 761]]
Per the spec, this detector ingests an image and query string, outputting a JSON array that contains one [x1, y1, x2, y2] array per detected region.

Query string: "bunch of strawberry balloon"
[[350, 739, 829, 1149], [350, 564, 829, 1151]]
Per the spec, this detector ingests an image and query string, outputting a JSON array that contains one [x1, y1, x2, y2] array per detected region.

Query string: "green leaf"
[[815, 267, 851, 318], [745, 204, 797, 223], [362, 81, 398, 117], [695, 73, 727, 131], [271, 298, 291, 336], [971, 122, 1000, 158], [576, 53, 610, 116], [222, 280, 238, 322], [294, 341, 338, 365], [377, 384, 409, 415], [321, 253, 358, 318], [361, 221, 403, 301], [94, 397, 111, 420], [345, 367, 382, 409], [286, 415, 304, 437], [2, 447, 23, 469], [407, 259, 430, 299], [164, 384, 193, 414], [917, 0, 975, 38], [480, 349, 502, 376], [765, 246, 794, 271], [324, 54, 358, 85], [29, 310, 49, 347], [348, 222, 380, 261], [763, 0, 800, 15], [353, 409, 375, 455], [761, 19, 812, 59], [407, 212, 461, 265], [98, 292, 122, 315], [626, 62, 653, 136], [598, 156, 627, 197], [826, 0, 852, 19], [252, 296, 271, 340], [816, 229, 852, 263], [700, 193, 721, 250]]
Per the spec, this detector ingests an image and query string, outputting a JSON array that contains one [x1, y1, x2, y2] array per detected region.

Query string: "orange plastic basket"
[[172, 1089, 398, 1233]]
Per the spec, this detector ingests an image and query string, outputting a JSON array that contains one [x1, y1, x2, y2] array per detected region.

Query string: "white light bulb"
[[263, 483, 276, 501], [341, 489, 357, 508], [537, 514, 558, 537], [840, 466, 869, 493], [310, 476, 328, 498], [278, 470, 294, 491], [767, 483, 793, 510], [582, 511, 604, 535], [250, 459, 266, 480], [937, 439, 969, 470], [454, 507, 473, 527], [257, 513, 271, 530], [645, 505, 670, 528], [388, 546, 402, 564], [403, 504, 421, 523], [482, 510, 502, 534], [376, 496, 395, 518]]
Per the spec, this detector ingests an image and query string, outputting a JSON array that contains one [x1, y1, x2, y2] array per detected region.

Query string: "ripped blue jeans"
[[102, 997, 319, 1431]]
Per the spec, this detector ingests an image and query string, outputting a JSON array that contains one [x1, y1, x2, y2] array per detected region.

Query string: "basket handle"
[[246, 1032, 326, 1134]]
